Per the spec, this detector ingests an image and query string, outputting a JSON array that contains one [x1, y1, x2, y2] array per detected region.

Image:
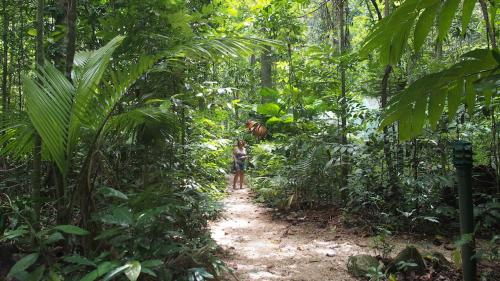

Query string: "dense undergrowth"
[[248, 116, 499, 237], [1, 108, 232, 280], [0, 0, 499, 280]]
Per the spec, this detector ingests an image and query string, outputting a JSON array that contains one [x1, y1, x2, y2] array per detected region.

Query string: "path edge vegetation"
[[0, 0, 498, 280]]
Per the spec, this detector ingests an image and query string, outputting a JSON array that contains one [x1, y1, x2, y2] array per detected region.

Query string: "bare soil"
[[209, 185, 457, 281]]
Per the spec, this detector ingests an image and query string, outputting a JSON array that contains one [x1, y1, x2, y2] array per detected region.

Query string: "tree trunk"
[[52, 0, 65, 68], [492, 108, 499, 194], [381, 65, 396, 183], [411, 139, 419, 180], [32, 0, 45, 224], [337, 0, 349, 198], [52, 0, 78, 226], [369, 0, 382, 20], [260, 45, 273, 93], [65, 0, 77, 80], [17, 0, 25, 110], [379, 0, 399, 193], [2, 0, 8, 114], [478, 0, 497, 49]]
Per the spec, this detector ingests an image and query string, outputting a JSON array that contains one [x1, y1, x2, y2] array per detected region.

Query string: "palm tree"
[[1, 35, 275, 249]]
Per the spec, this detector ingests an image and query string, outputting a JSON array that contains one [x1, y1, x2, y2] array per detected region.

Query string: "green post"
[[453, 140, 476, 281]]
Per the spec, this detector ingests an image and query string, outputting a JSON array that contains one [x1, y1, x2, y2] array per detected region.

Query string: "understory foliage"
[[0, 0, 498, 280]]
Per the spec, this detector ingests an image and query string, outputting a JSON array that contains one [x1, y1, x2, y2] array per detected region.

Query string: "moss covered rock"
[[347, 254, 380, 277], [423, 251, 453, 269], [387, 245, 426, 273]]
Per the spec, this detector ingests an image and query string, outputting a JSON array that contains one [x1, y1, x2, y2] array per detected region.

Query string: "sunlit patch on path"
[[210, 185, 373, 281]]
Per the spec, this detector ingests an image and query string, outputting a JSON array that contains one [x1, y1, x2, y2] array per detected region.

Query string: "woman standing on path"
[[232, 139, 247, 189]]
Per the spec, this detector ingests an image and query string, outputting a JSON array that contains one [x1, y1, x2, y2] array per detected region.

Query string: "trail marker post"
[[453, 140, 476, 281]]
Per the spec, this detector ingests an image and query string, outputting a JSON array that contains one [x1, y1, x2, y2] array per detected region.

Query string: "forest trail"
[[210, 184, 372, 281]]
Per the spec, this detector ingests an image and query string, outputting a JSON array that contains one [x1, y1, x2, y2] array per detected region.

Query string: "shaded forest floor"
[[209, 182, 460, 281]]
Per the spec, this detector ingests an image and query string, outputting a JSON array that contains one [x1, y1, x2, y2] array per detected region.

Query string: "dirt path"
[[210, 184, 452, 281], [210, 186, 379, 281]]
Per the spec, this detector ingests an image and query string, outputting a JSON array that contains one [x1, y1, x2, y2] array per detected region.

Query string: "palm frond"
[[23, 63, 75, 175], [92, 55, 159, 133], [22, 36, 128, 176], [70, 36, 126, 151], [0, 113, 35, 160], [104, 101, 180, 140], [158, 36, 281, 61]]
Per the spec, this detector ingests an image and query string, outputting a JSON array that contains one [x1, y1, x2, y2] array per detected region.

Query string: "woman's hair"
[[236, 139, 245, 147]]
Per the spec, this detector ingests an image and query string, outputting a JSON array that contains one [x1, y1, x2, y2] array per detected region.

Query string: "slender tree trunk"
[[381, 65, 396, 182], [478, 0, 497, 49], [53, 0, 76, 226], [18, 0, 24, 110], [383, 0, 390, 16], [234, 76, 239, 120], [491, 108, 499, 194], [337, 0, 349, 198], [363, 0, 374, 21], [411, 139, 419, 180], [439, 119, 448, 175], [379, 0, 398, 192], [434, 40, 448, 175], [478, 0, 499, 193], [260, 44, 273, 102], [33, 0, 45, 224], [287, 42, 294, 88], [65, 0, 77, 80], [2, 0, 8, 114], [84, 2, 97, 48], [369, 0, 382, 20], [53, 0, 66, 69], [181, 106, 186, 155]]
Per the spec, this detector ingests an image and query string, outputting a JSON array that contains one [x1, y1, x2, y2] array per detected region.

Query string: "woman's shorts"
[[234, 161, 245, 171]]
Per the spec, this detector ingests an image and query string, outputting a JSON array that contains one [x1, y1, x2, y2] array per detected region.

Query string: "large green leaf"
[[69, 36, 126, 154], [124, 261, 141, 281], [94, 55, 158, 134], [23, 36, 127, 177], [103, 261, 141, 281], [25, 265, 45, 281], [63, 255, 97, 267], [447, 79, 463, 118], [98, 186, 128, 200], [438, 0, 461, 41], [257, 103, 282, 116], [53, 225, 90, 236], [165, 37, 280, 61], [259, 87, 279, 99], [99, 207, 133, 227], [380, 48, 499, 140], [414, 3, 439, 52], [461, 0, 477, 35], [428, 88, 446, 129], [360, 0, 439, 61], [103, 265, 129, 281], [465, 78, 475, 114], [23, 63, 74, 175], [80, 262, 116, 281], [7, 253, 39, 278], [389, 18, 414, 64], [412, 95, 427, 136], [0, 114, 35, 160], [104, 102, 179, 140]]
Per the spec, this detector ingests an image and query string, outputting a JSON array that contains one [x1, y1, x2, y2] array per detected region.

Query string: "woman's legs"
[[239, 171, 244, 189], [233, 172, 239, 189]]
